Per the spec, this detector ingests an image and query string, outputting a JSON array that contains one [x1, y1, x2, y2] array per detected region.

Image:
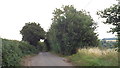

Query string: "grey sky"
[[0, 0, 118, 41]]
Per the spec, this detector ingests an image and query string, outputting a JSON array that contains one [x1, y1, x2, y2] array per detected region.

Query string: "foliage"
[[67, 47, 118, 66], [37, 41, 48, 52], [44, 37, 51, 51], [99, 40, 118, 48], [2, 38, 39, 66], [97, 1, 120, 49], [20, 22, 45, 46], [48, 5, 98, 55], [19, 41, 39, 54]]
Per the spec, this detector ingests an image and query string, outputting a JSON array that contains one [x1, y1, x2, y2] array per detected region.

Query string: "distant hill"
[[102, 38, 117, 42], [102, 38, 117, 40], [100, 38, 117, 48]]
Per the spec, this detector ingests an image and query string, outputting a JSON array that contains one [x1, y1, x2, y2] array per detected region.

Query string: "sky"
[[0, 0, 118, 41]]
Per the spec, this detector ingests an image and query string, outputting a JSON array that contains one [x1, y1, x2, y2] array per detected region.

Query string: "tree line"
[[2, 1, 119, 66], [20, 2, 119, 56]]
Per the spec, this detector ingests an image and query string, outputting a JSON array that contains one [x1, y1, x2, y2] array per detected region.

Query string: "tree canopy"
[[20, 22, 45, 46], [97, 1, 120, 48], [97, 2, 120, 33], [48, 5, 98, 55]]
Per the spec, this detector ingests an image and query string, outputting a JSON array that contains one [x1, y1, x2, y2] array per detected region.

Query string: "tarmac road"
[[24, 52, 73, 66]]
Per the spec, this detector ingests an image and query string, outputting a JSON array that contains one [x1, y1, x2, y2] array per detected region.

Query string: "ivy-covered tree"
[[97, 1, 120, 48], [48, 5, 98, 55], [20, 22, 45, 46]]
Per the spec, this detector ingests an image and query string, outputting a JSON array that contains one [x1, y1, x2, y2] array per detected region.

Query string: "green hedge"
[[37, 41, 47, 52], [2, 39, 39, 66]]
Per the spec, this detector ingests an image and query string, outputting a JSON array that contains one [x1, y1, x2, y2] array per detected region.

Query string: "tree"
[[97, 0, 120, 49], [20, 22, 45, 46], [44, 36, 51, 51], [48, 5, 98, 55]]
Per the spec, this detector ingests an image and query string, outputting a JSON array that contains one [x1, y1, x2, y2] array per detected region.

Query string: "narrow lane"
[[25, 52, 73, 66]]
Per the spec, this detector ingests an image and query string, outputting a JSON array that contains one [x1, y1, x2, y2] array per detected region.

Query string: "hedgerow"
[[2, 38, 39, 66]]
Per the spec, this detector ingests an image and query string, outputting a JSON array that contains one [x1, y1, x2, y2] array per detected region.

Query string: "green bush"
[[2, 39, 22, 66], [2, 39, 39, 66], [19, 41, 39, 55], [48, 5, 98, 55], [37, 41, 47, 52]]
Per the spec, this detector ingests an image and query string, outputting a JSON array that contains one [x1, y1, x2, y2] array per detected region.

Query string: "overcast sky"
[[0, 0, 118, 41]]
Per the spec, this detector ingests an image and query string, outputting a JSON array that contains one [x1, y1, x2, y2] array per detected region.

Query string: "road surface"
[[24, 52, 73, 66]]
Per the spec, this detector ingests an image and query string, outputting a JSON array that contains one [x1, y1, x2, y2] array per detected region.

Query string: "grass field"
[[67, 47, 118, 66]]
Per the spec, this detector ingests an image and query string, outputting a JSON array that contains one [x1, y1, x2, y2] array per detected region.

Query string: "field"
[[67, 47, 118, 66]]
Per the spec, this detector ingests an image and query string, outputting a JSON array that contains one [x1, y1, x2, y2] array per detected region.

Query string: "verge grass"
[[67, 47, 118, 66]]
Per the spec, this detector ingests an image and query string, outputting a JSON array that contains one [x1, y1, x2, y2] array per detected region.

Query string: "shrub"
[[37, 41, 47, 52], [19, 41, 39, 55], [2, 39, 39, 66], [48, 5, 98, 55], [2, 39, 22, 66]]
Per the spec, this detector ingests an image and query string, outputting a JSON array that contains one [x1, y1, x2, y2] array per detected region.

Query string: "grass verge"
[[67, 47, 118, 66]]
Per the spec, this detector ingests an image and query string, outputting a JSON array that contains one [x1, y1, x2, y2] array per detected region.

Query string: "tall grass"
[[67, 47, 118, 66]]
